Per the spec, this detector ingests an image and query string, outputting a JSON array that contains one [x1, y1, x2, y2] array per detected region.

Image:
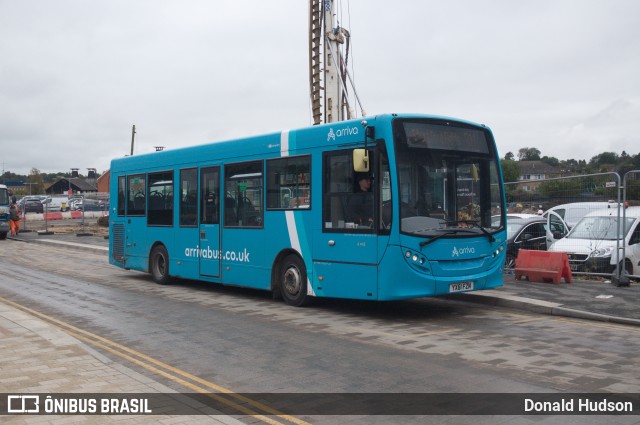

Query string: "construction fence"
[[504, 171, 640, 282]]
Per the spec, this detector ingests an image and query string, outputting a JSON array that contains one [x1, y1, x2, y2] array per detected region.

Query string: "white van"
[[42, 196, 70, 212], [543, 201, 621, 229], [548, 206, 640, 276]]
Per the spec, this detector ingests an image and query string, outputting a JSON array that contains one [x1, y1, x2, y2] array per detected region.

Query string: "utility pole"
[[309, 0, 365, 125], [130, 125, 136, 156]]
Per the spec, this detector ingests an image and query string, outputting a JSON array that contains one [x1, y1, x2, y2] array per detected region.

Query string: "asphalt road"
[[1, 240, 638, 424]]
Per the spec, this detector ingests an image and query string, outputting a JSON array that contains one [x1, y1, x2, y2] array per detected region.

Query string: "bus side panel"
[[312, 262, 377, 300], [122, 217, 149, 272], [220, 228, 270, 290], [172, 227, 205, 280]]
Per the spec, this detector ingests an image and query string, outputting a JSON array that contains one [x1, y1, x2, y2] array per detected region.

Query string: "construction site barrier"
[[514, 250, 572, 284]]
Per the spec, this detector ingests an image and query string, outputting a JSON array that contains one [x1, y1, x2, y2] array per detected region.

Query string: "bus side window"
[[127, 174, 146, 216], [266, 155, 311, 210], [117, 176, 126, 216], [148, 171, 173, 226], [224, 161, 263, 228], [180, 168, 198, 226]]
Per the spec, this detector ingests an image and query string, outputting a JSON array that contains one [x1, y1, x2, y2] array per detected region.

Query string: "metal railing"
[[504, 171, 639, 284]]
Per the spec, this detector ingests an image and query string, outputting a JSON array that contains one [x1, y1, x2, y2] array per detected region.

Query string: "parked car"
[[548, 206, 640, 275], [491, 213, 539, 227], [22, 199, 44, 213], [542, 201, 620, 229], [504, 217, 565, 269], [74, 199, 106, 211], [17, 195, 46, 210]]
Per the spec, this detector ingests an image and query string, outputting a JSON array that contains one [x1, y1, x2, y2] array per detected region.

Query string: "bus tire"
[[150, 245, 172, 285], [279, 254, 310, 307]]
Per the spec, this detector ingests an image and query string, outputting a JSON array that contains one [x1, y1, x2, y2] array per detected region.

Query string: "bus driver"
[[348, 173, 374, 227]]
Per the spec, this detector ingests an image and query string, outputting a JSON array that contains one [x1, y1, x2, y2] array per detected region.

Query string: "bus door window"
[[224, 161, 263, 228], [199, 167, 219, 225], [348, 172, 374, 227], [127, 174, 146, 216], [323, 149, 375, 231], [179, 168, 199, 226], [148, 171, 174, 226]]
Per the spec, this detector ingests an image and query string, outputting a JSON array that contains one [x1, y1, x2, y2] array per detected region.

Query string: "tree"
[[517, 147, 541, 161], [589, 152, 619, 167], [540, 156, 559, 167], [504, 151, 515, 161], [27, 168, 45, 194], [500, 160, 521, 183]]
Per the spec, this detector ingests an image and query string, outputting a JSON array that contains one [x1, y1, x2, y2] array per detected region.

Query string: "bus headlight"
[[402, 248, 430, 273]]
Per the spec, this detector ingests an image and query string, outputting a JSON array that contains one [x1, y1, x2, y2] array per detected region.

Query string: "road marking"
[[0, 296, 311, 425]]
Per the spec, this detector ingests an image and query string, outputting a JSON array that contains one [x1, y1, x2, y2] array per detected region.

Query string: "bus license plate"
[[449, 282, 473, 293]]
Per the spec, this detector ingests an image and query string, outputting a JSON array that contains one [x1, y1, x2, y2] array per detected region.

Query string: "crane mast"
[[309, 0, 364, 125]]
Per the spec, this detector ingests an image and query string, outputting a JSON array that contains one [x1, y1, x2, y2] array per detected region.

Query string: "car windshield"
[[394, 119, 503, 237], [567, 216, 635, 240]]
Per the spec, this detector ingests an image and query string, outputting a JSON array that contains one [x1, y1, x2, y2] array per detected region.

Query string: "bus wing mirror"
[[353, 149, 369, 172]]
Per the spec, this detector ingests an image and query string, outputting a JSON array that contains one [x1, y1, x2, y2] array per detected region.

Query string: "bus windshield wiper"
[[419, 228, 476, 247], [444, 220, 496, 242]]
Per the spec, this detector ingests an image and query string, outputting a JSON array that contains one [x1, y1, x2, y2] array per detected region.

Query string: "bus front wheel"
[[279, 254, 310, 307], [150, 245, 171, 285]]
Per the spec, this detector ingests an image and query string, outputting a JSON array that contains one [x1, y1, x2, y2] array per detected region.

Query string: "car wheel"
[[614, 260, 633, 277], [505, 253, 516, 270]]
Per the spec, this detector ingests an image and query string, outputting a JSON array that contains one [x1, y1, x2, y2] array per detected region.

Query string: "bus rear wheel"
[[280, 254, 310, 307], [150, 245, 171, 285]]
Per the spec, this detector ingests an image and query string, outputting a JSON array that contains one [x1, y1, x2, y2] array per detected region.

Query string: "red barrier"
[[514, 250, 572, 284], [44, 212, 63, 220], [70, 211, 82, 219]]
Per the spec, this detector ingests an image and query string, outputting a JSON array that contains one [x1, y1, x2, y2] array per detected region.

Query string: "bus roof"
[[110, 113, 492, 173]]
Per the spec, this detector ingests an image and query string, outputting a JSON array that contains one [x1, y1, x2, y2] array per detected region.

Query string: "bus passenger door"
[[312, 150, 380, 300], [199, 167, 221, 277]]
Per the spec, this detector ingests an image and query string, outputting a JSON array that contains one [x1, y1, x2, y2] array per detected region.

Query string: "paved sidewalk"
[[463, 272, 640, 325], [0, 300, 242, 424]]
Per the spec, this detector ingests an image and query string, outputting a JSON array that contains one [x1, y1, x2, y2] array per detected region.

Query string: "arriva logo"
[[452, 246, 475, 257], [327, 126, 359, 142]]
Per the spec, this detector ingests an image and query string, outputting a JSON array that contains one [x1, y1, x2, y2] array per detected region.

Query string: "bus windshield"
[[0, 188, 9, 206], [394, 119, 503, 237]]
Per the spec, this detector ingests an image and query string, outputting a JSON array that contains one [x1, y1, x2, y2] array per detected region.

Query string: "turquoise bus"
[[0, 184, 11, 239], [109, 114, 507, 306]]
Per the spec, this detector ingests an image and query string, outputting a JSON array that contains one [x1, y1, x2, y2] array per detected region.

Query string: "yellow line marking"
[[0, 296, 311, 425]]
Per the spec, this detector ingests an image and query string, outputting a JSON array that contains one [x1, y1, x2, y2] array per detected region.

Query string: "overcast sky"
[[1, 0, 639, 175]]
